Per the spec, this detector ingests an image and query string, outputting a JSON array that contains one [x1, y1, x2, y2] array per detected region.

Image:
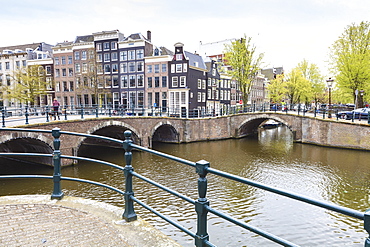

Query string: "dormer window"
[[176, 54, 182, 61], [154, 48, 159, 56]]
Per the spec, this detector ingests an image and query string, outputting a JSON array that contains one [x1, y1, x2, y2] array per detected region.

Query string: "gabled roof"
[[159, 46, 173, 56], [185, 51, 206, 70], [123, 33, 149, 42], [0, 43, 44, 53], [75, 35, 94, 43]]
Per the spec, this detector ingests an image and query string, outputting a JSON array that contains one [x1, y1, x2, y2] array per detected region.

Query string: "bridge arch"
[[74, 120, 141, 155], [150, 121, 180, 147], [237, 115, 293, 138], [0, 136, 53, 166]]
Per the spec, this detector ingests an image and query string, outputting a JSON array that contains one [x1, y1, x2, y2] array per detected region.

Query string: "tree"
[[296, 59, 325, 105], [224, 35, 264, 107], [266, 74, 287, 103], [284, 68, 311, 105], [330, 21, 370, 105], [4, 65, 49, 106]]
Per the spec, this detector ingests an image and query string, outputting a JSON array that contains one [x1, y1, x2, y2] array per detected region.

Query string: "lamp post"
[[326, 78, 334, 118]]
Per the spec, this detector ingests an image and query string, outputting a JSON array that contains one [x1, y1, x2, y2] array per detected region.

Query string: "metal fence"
[[1, 103, 369, 127], [0, 127, 369, 246]]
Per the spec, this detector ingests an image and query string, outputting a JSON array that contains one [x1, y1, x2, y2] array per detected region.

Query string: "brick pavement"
[[0, 195, 182, 247]]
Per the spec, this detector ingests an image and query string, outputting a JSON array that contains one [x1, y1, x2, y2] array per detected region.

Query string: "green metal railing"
[[0, 127, 369, 246]]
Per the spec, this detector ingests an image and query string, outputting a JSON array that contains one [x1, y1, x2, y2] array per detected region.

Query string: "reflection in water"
[[1, 126, 370, 246]]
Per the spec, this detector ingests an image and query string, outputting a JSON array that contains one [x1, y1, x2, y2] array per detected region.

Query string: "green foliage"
[[224, 35, 264, 106], [330, 21, 370, 104], [4, 66, 49, 105]]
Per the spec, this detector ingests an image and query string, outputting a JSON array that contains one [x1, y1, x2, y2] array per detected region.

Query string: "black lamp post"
[[326, 78, 334, 118]]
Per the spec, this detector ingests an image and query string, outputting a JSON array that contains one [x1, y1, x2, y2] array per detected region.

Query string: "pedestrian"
[[52, 98, 60, 120]]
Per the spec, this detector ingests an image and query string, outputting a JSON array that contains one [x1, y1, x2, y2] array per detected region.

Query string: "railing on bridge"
[[0, 127, 370, 246], [2, 103, 369, 127]]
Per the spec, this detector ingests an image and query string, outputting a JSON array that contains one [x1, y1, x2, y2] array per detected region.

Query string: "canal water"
[[1, 126, 370, 246]]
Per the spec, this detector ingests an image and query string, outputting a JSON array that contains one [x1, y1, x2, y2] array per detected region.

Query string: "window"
[[61, 56, 66, 65], [202, 92, 206, 102], [162, 64, 167, 72], [176, 64, 182, 73], [111, 52, 118, 61], [103, 42, 110, 50], [68, 56, 73, 64], [138, 91, 144, 108], [111, 41, 117, 50], [162, 76, 167, 87], [96, 43, 102, 51], [105, 76, 112, 88], [147, 65, 152, 73], [137, 75, 144, 87], [104, 64, 111, 73], [180, 76, 186, 87], [128, 50, 135, 60], [62, 68, 67, 76], [121, 75, 128, 88], [0, 63, 2, 71], [63, 81, 68, 91], [82, 63, 87, 73], [22, 60, 26, 67], [171, 64, 175, 73], [154, 64, 160, 73], [147, 77, 152, 88], [120, 51, 127, 61], [137, 62, 144, 72], [128, 62, 135, 72], [198, 79, 202, 89], [176, 54, 182, 60], [120, 63, 127, 73], [46, 66, 51, 75], [172, 77, 178, 87], [75, 52, 80, 60], [183, 63, 187, 72], [148, 93, 152, 107], [181, 92, 186, 104], [136, 49, 144, 59], [81, 51, 87, 60], [129, 91, 136, 108], [104, 53, 110, 62], [55, 69, 60, 77], [198, 92, 202, 102], [202, 80, 206, 89], [55, 57, 59, 65], [68, 68, 73, 76], [155, 92, 160, 106], [155, 77, 160, 87], [112, 64, 118, 73], [69, 81, 74, 91], [129, 75, 136, 87], [97, 54, 102, 62], [113, 76, 119, 87]]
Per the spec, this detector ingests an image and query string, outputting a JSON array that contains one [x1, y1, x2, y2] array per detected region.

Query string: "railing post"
[[64, 105, 67, 120], [195, 160, 210, 247], [25, 105, 29, 124], [81, 105, 84, 119], [51, 128, 64, 200], [364, 210, 370, 247], [2, 108, 5, 127], [122, 130, 137, 222], [46, 106, 50, 122], [95, 105, 99, 118]]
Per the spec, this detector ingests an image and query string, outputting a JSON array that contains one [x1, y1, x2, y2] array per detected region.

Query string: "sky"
[[1, 0, 370, 76]]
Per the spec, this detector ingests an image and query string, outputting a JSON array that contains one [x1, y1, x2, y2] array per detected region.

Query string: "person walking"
[[52, 98, 60, 120]]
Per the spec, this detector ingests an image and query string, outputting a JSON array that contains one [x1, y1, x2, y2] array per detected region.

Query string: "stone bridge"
[[1, 113, 369, 165]]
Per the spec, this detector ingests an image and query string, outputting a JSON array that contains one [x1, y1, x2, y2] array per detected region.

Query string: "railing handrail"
[[0, 127, 369, 247]]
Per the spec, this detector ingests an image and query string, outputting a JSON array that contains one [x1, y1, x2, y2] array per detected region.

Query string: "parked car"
[[336, 108, 370, 120]]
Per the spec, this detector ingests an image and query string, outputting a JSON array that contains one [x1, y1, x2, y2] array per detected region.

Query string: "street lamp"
[[326, 78, 334, 118]]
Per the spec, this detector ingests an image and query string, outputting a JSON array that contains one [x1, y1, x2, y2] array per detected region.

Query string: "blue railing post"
[[364, 210, 370, 247], [122, 130, 137, 222], [51, 127, 64, 200], [95, 105, 99, 118], [25, 105, 29, 124], [46, 106, 50, 122], [81, 105, 84, 119], [195, 160, 210, 247], [2, 108, 5, 127]]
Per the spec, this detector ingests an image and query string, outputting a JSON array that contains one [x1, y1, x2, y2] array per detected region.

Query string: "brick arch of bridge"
[[149, 120, 180, 147], [73, 120, 142, 154], [235, 114, 297, 139]]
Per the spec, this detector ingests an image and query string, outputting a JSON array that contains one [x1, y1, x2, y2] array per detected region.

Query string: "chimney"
[[147, 30, 151, 42]]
